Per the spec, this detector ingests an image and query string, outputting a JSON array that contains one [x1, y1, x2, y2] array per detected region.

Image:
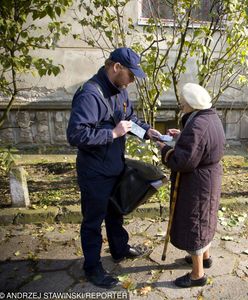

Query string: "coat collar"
[[90, 66, 122, 98], [181, 108, 216, 127]]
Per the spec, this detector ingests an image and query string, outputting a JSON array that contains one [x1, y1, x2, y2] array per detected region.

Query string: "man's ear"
[[113, 62, 121, 73]]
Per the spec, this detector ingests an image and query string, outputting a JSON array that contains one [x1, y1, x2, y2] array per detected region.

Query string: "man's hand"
[[112, 120, 132, 139]]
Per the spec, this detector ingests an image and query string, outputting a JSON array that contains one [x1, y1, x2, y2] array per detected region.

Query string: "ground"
[[0, 145, 247, 299], [0, 217, 248, 299], [0, 145, 248, 236]]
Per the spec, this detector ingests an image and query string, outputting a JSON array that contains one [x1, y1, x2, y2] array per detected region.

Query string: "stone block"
[[0, 208, 20, 225], [14, 206, 59, 224], [19, 271, 74, 292], [9, 166, 30, 207], [240, 113, 248, 139], [0, 114, 15, 144], [202, 275, 248, 300], [0, 261, 34, 292], [129, 203, 161, 219], [56, 205, 82, 223], [52, 111, 67, 142], [225, 110, 241, 139], [124, 218, 153, 235]]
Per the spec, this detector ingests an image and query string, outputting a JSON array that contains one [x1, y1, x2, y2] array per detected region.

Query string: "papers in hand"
[[130, 121, 146, 139], [158, 134, 173, 142], [152, 133, 173, 142]]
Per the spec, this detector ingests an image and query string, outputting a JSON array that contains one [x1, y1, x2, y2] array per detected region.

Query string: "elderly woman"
[[157, 83, 225, 288]]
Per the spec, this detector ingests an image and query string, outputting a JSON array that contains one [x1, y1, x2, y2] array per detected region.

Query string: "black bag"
[[110, 158, 166, 215]]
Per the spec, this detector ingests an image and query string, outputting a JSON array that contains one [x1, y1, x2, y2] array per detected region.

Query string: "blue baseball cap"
[[109, 47, 146, 78]]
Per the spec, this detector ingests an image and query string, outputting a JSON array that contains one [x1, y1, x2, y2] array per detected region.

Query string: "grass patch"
[[0, 152, 247, 209]]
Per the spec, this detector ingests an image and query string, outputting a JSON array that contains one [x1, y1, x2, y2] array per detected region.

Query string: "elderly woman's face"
[[179, 96, 194, 113]]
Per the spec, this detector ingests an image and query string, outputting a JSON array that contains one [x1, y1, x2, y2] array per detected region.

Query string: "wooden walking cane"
[[161, 172, 180, 261]]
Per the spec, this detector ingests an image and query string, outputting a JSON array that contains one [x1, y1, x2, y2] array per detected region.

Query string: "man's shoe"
[[184, 255, 213, 268], [175, 272, 208, 288], [113, 245, 148, 263], [85, 267, 119, 289]]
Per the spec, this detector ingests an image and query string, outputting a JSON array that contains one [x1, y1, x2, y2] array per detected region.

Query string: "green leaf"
[[46, 5, 54, 19], [55, 6, 61, 17], [33, 274, 42, 281]]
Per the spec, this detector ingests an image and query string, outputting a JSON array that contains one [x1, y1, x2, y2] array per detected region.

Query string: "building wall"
[[0, 0, 247, 148]]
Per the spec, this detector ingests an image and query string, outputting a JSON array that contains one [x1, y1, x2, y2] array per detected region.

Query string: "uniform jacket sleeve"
[[66, 91, 113, 148], [162, 118, 209, 173]]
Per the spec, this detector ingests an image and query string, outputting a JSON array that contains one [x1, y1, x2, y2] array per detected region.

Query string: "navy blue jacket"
[[67, 67, 150, 177]]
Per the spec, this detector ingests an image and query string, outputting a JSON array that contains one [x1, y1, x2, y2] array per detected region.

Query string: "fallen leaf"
[[14, 251, 20, 256], [45, 226, 54, 232], [27, 251, 38, 261], [237, 216, 245, 222], [117, 274, 129, 282], [143, 240, 152, 247], [122, 279, 137, 290], [33, 274, 42, 281], [139, 286, 152, 296], [242, 249, 248, 255], [220, 220, 228, 226], [30, 204, 38, 210], [221, 236, 234, 241], [150, 270, 157, 276], [118, 274, 137, 290], [75, 249, 82, 257], [156, 232, 166, 237]]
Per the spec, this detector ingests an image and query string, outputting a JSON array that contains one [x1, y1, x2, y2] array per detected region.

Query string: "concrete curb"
[[0, 203, 168, 225], [1, 197, 247, 225]]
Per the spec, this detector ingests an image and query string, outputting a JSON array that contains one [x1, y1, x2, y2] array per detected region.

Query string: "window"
[[139, 0, 219, 24]]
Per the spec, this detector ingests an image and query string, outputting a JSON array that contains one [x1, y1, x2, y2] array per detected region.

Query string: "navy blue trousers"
[[78, 174, 130, 271]]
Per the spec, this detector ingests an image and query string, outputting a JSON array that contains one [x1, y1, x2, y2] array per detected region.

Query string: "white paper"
[[150, 180, 164, 190], [159, 134, 173, 142], [130, 121, 146, 139]]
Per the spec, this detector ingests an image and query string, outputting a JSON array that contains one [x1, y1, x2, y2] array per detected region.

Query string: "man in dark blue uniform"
[[67, 47, 160, 288]]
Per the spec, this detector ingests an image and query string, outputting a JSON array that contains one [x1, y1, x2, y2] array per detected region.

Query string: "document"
[[130, 121, 146, 139]]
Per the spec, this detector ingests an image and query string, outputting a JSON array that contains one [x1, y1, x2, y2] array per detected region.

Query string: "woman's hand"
[[156, 140, 166, 150], [167, 128, 180, 137]]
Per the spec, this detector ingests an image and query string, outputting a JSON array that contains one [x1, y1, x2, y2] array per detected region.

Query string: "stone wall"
[[0, 99, 247, 149], [0, 101, 70, 148]]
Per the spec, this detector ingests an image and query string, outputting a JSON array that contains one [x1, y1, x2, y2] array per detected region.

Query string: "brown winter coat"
[[162, 109, 225, 251]]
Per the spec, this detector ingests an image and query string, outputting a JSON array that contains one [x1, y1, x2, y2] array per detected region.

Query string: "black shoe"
[[184, 255, 213, 268], [85, 266, 119, 289], [175, 272, 208, 288], [113, 245, 148, 263]]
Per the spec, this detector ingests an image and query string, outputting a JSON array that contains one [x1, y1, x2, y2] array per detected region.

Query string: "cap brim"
[[129, 67, 146, 78]]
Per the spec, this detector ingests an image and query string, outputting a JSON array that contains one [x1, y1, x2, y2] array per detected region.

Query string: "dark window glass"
[[141, 0, 219, 22]]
